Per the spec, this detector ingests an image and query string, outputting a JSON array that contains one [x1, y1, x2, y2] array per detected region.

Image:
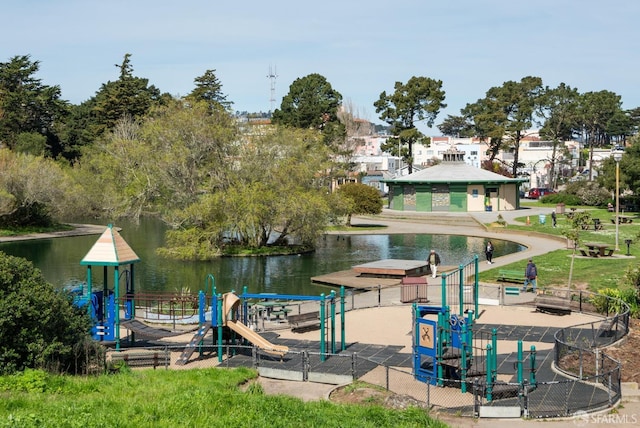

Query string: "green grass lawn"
[[481, 205, 639, 292], [0, 368, 446, 428]]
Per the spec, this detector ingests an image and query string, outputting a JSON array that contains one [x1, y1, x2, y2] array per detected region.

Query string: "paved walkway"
[[264, 208, 640, 427]]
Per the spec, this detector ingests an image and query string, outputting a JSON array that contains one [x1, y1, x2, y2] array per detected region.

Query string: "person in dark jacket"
[[485, 241, 494, 264], [522, 259, 538, 292], [428, 249, 441, 279]]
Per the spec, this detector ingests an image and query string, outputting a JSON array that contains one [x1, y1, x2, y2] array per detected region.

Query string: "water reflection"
[[0, 218, 524, 296]]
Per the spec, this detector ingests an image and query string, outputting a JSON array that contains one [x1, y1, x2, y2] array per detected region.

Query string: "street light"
[[613, 148, 624, 251]]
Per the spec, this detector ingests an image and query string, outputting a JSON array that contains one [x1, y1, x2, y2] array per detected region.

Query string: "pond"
[[0, 218, 525, 296]]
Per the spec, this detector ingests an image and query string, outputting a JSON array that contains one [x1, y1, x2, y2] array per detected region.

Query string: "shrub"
[[540, 192, 582, 205], [563, 181, 611, 206], [590, 288, 638, 317]]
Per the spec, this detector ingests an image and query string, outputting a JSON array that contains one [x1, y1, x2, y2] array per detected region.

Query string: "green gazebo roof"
[[80, 224, 140, 266]]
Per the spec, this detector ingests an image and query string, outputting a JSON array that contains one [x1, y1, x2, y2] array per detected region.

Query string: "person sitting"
[[607, 202, 614, 212]]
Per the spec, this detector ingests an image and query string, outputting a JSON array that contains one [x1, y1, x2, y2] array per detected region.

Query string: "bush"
[[540, 192, 582, 205], [590, 288, 638, 317], [0, 253, 93, 375], [563, 181, 611, 206]]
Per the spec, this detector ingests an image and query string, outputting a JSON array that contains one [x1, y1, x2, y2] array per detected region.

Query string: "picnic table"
[[583, 242, 614, 257], [613, 215, 634, 224], [256, 301, 292, 321]]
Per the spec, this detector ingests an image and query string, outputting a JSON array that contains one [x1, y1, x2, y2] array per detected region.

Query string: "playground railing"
[[120, 292, 201, 321]]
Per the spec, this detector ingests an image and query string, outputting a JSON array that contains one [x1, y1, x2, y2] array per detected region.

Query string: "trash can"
[[538, 214, 546, 225], [556, 203, 565, 214], [400, 277, 429, 303]]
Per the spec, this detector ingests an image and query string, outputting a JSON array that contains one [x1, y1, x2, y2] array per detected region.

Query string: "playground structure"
[[413, 256, 537, 400], [73, 224, 347, 363], [175, 284, 347, 365], [70, 225, 627, 419], [413, 304, 537, 400]]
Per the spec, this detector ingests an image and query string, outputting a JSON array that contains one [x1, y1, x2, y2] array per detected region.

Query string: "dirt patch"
[[604, 318, 640, 384], [329, 383, 427, 410]]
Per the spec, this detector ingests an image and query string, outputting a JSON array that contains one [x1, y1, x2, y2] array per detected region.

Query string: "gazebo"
[[80, 224, 140, 349]]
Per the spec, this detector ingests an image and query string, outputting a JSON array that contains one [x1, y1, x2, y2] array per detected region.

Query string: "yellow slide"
[[222, 293, 288, 357]]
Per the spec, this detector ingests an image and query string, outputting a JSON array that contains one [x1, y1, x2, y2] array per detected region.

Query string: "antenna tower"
[[267, 65, 278, 112]]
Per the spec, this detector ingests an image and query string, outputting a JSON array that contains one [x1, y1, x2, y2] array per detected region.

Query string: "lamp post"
[[613, 149, 624, 251]]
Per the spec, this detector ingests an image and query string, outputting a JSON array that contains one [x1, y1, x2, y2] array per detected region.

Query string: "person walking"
[[551, 210, 557, 228], [428, 249, 441, 279], [522, 259, 538, 292], [485, 241, 494, 264]]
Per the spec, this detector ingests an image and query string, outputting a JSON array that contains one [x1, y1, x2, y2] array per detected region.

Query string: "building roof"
[[80, 224, 141, 266], [383, 162, 527, 184]]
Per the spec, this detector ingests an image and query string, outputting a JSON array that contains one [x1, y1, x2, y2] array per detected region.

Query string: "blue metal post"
[[320, 293, 326, 361], [458, 264, 464, 316], [461, 322, 468, 393]]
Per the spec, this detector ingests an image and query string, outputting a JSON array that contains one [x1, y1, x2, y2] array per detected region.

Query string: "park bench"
[[534, 293, 571, 315], [108, 351, 167, 370], [288, 311, 321, 331], [595, 315, 619, 339], [496, 269, 523, 283]]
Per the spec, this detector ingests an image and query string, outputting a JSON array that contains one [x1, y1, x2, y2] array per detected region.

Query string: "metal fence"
[[103, 286, 628, 420]]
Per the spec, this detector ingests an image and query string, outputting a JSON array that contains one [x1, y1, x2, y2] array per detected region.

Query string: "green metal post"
[[474, 255, 479, 317], [530, 345, 537, 387], [320, 293, 326, 362], [340, 286, 346, 351], [217, 294, 223, 363], [486, 343, 493, 401], [330, 290, 336, 354], [517, 340, 523, 384], [466, 310, 474, 359], [491, 328, 498, 382], [441, 273, 447, 310]]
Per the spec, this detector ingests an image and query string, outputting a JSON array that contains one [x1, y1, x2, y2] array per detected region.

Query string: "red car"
[[527, 188, 556, 199]]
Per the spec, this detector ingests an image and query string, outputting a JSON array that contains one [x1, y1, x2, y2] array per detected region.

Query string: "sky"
[[3, 0, 639, 134]]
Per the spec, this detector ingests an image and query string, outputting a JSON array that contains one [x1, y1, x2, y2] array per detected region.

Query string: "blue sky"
[[3, 0, 639, 133]]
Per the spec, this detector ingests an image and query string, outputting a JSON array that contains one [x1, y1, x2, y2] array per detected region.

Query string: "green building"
[[383, 149, 527, 212]]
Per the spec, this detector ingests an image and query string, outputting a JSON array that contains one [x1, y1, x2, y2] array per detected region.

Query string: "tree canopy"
[[0, 55, 68, 156], [375, 76, 446, 173], [271, 73, 342, 131], [463, 76, 543, 177]]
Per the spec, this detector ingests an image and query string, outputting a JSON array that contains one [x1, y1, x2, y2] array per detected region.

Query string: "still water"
[[0, 218, 525, 296]]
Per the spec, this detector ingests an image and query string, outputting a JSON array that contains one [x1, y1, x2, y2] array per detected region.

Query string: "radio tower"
[[267, 65, 278, 113]]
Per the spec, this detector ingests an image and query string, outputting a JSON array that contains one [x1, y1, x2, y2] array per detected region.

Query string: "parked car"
[[527, 188, 556, 199]]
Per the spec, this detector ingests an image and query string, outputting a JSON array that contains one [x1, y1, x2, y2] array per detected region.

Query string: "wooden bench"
[[596, 315, 618, 338], [535, 294, 571, 315], [288, 311, 321, 331], [109, 351, 166, 370], [497, 269, 523, 283]]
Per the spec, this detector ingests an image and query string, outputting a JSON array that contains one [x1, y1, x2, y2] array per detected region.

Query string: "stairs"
[[175, 324, 212, 365]]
